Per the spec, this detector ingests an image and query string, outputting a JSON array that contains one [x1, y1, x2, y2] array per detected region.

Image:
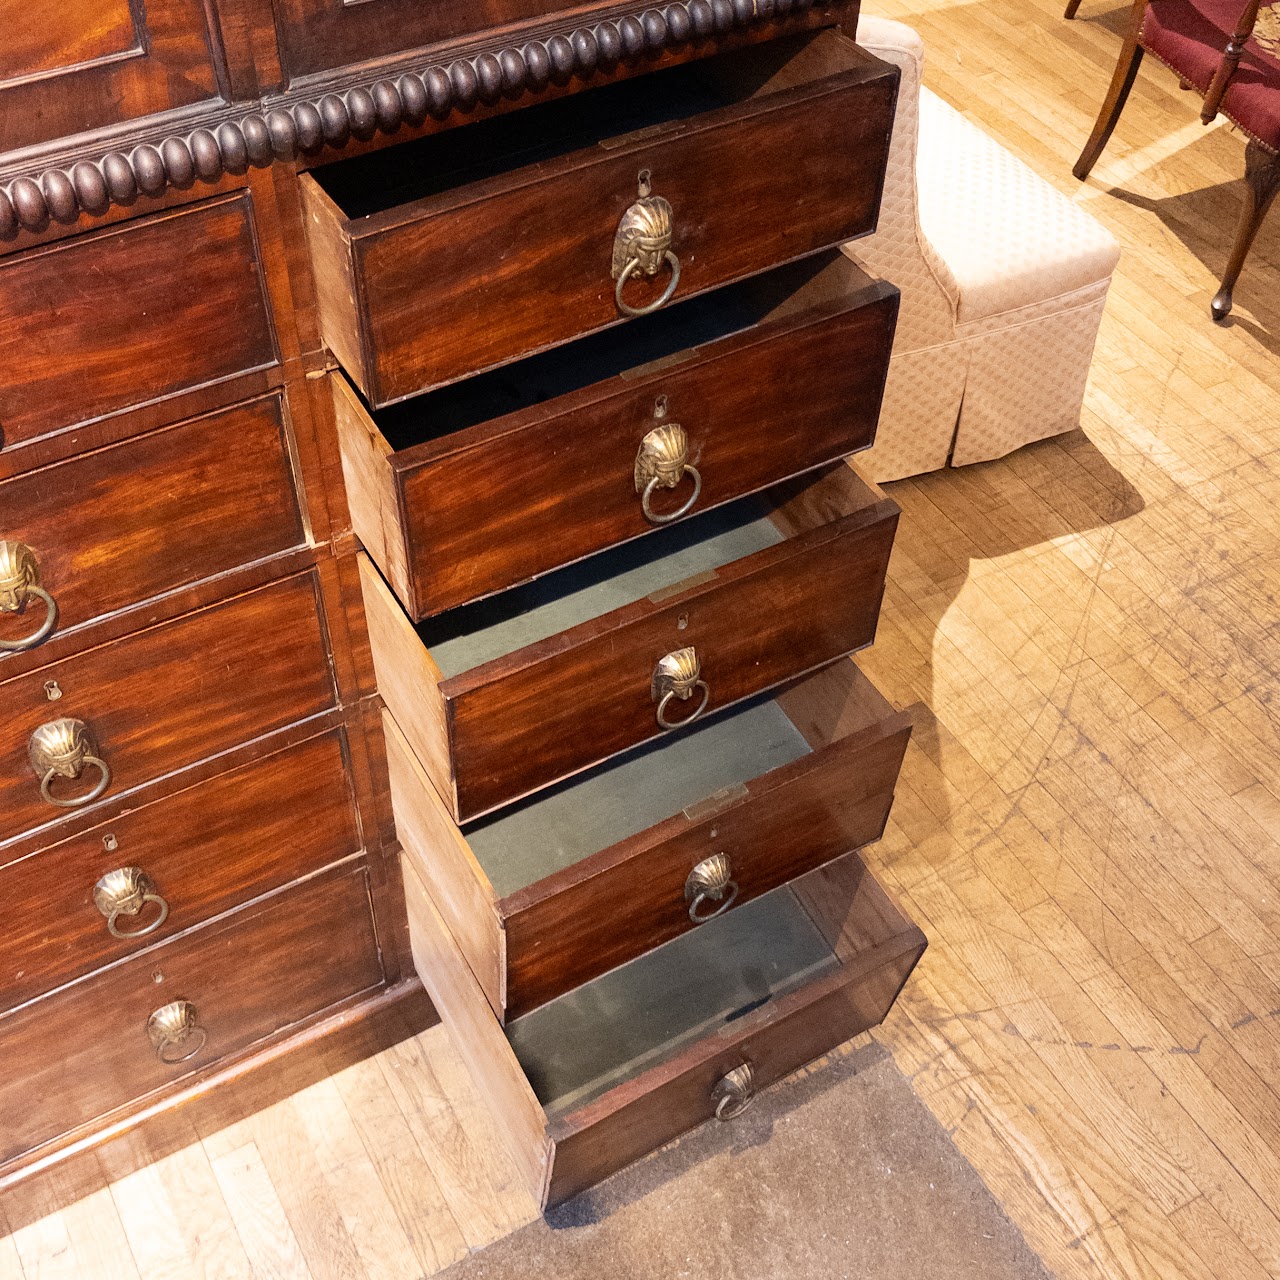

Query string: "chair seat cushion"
[[915, 89, 1122, 323], [1143, 0, 1280, 151]]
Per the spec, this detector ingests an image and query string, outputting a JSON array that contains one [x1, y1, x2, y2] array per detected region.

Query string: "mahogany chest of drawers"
[[0, 0, 923, 1210]]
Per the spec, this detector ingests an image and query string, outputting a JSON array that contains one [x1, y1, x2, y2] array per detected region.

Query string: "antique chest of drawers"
[[0, 0, 923, 1210]]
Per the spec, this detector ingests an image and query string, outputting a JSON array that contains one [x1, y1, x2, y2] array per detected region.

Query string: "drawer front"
[[306, 31, 896, 403], [337, 273, 898, 619], [0, 863, 384, 1169], [0, 572, 337, 846], [0, 730, 360, 1013], [404, 852, 925, 1210], [0, 195, 277, 458], [546, 928, 920, 1205], [445, 494, 897, 820], [501, 707, 912, 1018], [0, 396, 304, 657]]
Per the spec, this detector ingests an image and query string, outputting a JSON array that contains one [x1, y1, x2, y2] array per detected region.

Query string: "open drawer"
[[404, 841, 926, 1208], [388, 657, 912, 1020], [361, 461, 898, 823], [300, 28, 897, 404], [334, 253, 898, 619]]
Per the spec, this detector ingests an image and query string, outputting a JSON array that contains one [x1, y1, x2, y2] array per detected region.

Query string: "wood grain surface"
[[0, 728, 362, 1013], [0, 394, 304, 657], [0, 196, 277, 459], [336, 260, 899, 618], [0, 862, 384, 1169], [0, 571, 337, 847], [301, 29, 896, 403]]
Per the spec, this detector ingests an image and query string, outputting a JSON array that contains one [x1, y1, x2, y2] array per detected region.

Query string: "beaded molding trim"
[[0, 0, 821, 238]]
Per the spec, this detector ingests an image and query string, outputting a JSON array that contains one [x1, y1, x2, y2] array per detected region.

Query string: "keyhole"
[[102, 833, 119, 853], [638, 169, 652, 198], [44, 680, 62, 702]]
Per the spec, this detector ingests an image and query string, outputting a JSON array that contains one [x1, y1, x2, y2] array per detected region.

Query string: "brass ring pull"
[[652, 647, 710, 733], [0, 541, 58, 653], [615, 250, 681, 318], [612, 181, 681, 319], [635, 423, 702, 526], [711, 1063, 755, 1121], [147, 1000, 207, 1066], [94, 867, 170, 940], [685, 853, 739, 924], [29, 718, 112, 809]]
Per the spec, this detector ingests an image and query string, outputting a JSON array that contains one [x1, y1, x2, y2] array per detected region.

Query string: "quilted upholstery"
[[844, 15, 1120, 481], [917, 93, 1123, 321], [1142, 0, 1280, 151]]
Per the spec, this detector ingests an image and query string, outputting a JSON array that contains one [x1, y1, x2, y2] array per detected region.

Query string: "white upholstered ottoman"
[[844, 16, 1122, 482]]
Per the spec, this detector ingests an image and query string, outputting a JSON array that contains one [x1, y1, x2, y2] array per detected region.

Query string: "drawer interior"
[[465, 696, 811, 896], [311, 30, 867, 220], [509, 883, 839, 1120], [423, 499, 786, 678], [369, 252, 867, 453]]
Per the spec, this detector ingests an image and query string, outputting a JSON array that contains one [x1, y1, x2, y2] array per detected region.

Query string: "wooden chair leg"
[[1074, 42, 1145, 179], [1064, 0, 1083, 18], [1212, 140, 1280, 321]]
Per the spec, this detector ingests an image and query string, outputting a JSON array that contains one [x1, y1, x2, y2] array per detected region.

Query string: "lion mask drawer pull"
[[28, 718, 112, 808], [94, 867, 170, 940], [711, 1062, 756, 1121], [612, 172, 681, 319], [0, 541, 58, 653], [147, 1000, 207, 1065], [684, 852, 739, 924], [652, 646, 711, 732]]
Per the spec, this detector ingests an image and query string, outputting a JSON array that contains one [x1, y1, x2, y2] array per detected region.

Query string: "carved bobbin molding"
[[0, 0, 824, 239]]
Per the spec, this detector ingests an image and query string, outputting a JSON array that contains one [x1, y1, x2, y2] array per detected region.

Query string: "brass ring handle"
[[652, 647, 711, 733], [612, 184, 681, 319], [685, 853, 739, 924], [40, 756, 111, 808], [94, 867, 170, 940], [711, 1064, 755, 1121], [29, 718, 112, 809], [635, 421, 702, 526], [0, 541, 58, 653], [656, 681, 710, 732], [147, 1000, 207, 1066], [615, 250, 681, 318], [642, 467, 701, 524]]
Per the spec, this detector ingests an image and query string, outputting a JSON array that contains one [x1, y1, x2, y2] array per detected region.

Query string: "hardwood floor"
[[3, 0, 1279, 1273]]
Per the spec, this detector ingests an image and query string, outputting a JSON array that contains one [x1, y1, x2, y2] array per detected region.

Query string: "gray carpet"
[[441, 1040, 1054, 1280]]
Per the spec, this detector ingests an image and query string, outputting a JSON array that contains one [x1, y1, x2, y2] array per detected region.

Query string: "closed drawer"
[[0, 729, 360, 1013], [0, 395, 304, 659], [335, 253, 897, 619], [388, 657, 910, 1020], [362, 461, 897, 823], [300, 29, 896, 404], [405, 844, 925, 1208], [0, 863, 384, 1169], [0, 571, 337, 846], [0, 195, 277, 459]]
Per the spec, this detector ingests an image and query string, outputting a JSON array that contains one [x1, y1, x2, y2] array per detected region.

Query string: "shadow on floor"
[[442, 1041, 1053, 1280]]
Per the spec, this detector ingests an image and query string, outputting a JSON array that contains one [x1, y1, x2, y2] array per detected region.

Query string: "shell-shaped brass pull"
[[0, 541, 58, 653], [685, 853, 739, 924], [651, 647, 711, 732], [711, 1063, 755, 1121], [635, 423, 702, 525], [28, 718, 112, 809], [94, 867, 170, 940], [612, 179, 681, 318], [147, 1000, 208, 1065]]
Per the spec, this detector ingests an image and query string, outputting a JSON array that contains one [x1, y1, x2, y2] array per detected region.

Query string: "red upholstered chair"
[[1069, 0, 1280, 320]]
